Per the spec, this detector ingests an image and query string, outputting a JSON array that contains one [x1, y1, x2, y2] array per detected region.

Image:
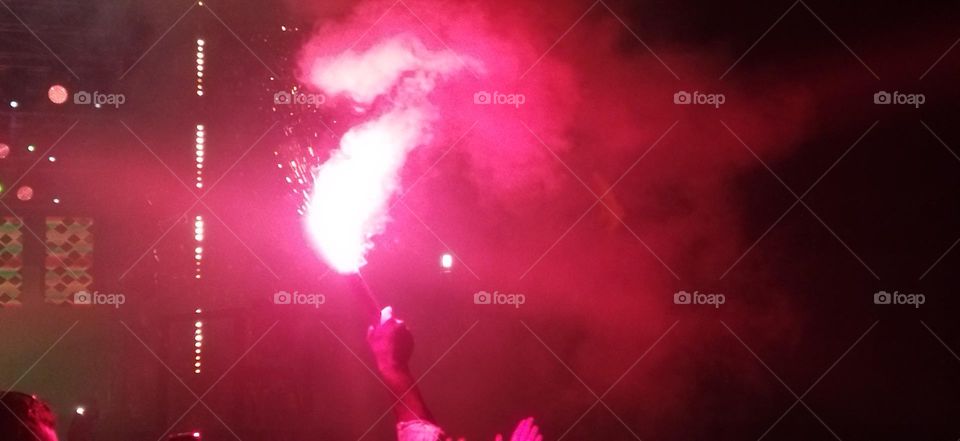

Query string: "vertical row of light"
[[193, 30, 207, 376], [195, 123, 205, 281], [195, 39, 205, 96], [194, 215, 204, 279], [194, 309, 203, 374], [195, 124, 204, 189]]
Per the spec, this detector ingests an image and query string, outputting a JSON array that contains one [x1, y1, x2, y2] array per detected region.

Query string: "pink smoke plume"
[[293, 0, 818, 437], [301, 35, 476, 273]]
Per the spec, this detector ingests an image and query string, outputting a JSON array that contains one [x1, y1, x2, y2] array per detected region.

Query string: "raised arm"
[[367, 307, 442, 440]]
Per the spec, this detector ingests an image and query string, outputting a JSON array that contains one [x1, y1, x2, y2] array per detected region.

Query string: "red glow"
[[48, 85, 68, 104], [16, 186, 33, 201]]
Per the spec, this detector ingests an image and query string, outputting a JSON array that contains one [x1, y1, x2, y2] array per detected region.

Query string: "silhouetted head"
[[0, 391, 57, 441]]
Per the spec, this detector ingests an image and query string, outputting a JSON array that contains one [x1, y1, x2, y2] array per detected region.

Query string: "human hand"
[[495, 417, 542, 441], [366, 306, 414, 374]]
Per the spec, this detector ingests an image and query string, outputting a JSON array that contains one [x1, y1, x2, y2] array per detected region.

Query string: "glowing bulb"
[[440, 253, 454, 269], [48, 85, 68, 104], [75, 407, 85, 416]]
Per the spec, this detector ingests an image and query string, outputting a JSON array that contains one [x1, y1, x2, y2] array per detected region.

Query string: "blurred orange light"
[[48, 85, 68, 104]]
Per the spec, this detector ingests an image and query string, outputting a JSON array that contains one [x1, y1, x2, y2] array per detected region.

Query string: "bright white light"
[[75, 407, 85, 416], [305, 109, 427, 273], [48, 156, 56, 162], [302, 36, 469, 273], [9, 101, 18, 109], [440, 253, 453, 269], [196, 41, 205, 96]]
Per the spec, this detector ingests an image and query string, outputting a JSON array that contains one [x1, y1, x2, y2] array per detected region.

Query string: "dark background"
[[0, 0, 958, 440]]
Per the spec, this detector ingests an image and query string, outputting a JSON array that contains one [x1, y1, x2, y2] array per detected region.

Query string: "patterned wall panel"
[[0, 217, 23, 307], [44, 217, 93, 305]]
